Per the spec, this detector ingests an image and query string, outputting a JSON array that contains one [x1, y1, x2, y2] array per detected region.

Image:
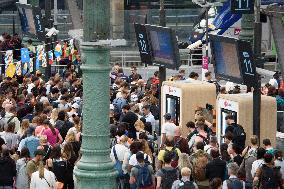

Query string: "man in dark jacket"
[[0, 148, 16, 188], [205, 148, 227, 181], [121, 104, 138, 139], [55, 111, 73, 140]]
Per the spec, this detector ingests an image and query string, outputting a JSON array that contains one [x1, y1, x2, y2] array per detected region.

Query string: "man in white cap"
[[67, 103, 79, 122]]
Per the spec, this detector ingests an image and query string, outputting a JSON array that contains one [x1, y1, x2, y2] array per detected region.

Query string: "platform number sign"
[[242, 52, 254, 75], [33, 6, 45, 41], [231, 0, 254, 14], [134, 23, 152, 65], [238, 40, 256, 87]]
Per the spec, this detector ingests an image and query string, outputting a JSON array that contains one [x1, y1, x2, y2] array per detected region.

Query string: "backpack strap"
[[196, 133, 207, 141], [174, 138, 182, 148], [205, 146, 212, 153], [43, 145, 51, 160], [112, 146, 119, 161], [144, 155, 148, 163], [7, 116, 15, 124]]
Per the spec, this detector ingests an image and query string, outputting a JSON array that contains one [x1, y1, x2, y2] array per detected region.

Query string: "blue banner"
[[21, 48, 30, 63], [261, 0, 284, 5]]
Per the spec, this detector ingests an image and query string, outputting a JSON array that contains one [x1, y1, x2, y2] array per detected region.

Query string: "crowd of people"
[[0, 62, 82, 189], [109, 64, 284, 189], [0, 53, 283, 189]]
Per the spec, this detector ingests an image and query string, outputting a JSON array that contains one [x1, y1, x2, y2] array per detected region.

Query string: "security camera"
[[45, 27, 59, 37], [187, 40, 202, 50], [192, 0, 206, 6]]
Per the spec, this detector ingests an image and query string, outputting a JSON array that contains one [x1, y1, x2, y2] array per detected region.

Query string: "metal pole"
[[12, 11, 15, 35], [253, 74, 261, 143], [45, 0, 52, 81], [54, 0, 58, 26], [254, 0, 262, 61], [205, 6, 209, 57], [202, 5, 209, 81], [159, 0, 166, 136], [253, 0, 261, 141]]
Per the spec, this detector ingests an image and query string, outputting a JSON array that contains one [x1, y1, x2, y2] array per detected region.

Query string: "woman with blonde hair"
[[62, 131, 81, 159], [30, 161, 57, 189], [140, 138, 153, 161], [134, 119, 146, 139], [17, 119, 30, 137], [242, 135, 258, 158], [50, 108, 59, 125], [110, 135, 130, 188], [67, 116, 81, 141]]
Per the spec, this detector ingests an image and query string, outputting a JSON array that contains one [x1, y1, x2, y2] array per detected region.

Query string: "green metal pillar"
[[73, 0, 117, 188], [239, 14, 254, 45]]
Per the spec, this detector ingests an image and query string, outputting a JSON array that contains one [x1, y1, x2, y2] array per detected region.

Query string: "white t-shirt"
[[110, 144, 129, 162], [161, 122, 176, 136], [30, 169, 57, 189], [27, 83, 35, 94], [251, 159, 264, 177], [128, 152, 152, 166]]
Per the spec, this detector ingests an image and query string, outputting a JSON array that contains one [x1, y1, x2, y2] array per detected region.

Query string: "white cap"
[[269, 78, 279, 89], [110, 104, 114, 110], [72, 103, 80, 109]]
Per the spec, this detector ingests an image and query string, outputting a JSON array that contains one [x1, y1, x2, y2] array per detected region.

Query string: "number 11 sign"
[[231, 0, 254, 14]]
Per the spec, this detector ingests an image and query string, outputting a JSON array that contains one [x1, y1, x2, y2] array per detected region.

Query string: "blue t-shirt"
[[276, 95, 284, 110]]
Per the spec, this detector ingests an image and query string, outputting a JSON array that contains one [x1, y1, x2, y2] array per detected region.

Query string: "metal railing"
[[110, 49, 204, 68]]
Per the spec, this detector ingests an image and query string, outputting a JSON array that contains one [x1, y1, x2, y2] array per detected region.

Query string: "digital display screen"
[[211, 35, 256, 86], [150, 30, 175, 65], [213, 41, 241, 79], [166, 95, 180, 126]]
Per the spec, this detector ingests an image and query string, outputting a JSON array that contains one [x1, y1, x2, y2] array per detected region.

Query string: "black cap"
[[34, 149, 45, 156], [26, 126, 35, 136], [164, 113, 171, 120]]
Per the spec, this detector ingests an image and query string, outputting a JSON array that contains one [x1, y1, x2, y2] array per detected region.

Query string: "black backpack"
[[161, 168, 178, 189], [178, 180, 195, 189], [259, 164, 281, 189], [165, 148, 179, 168], [226, 178, 244, 189], [52, 159, 67, 182], [232, 124, 246, 149]]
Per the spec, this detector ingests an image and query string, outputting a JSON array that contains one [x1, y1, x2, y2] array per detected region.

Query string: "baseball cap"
[[26, 126, 35, 136], [34, 149, 45, 156], [164, 113, 172, 120], [72, 103, 79, 109], [110, 104, 114, 110]]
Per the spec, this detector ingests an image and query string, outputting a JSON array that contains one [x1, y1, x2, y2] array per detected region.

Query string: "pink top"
[[43, 128, 59, 146], [35, 126, 46, 137]]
